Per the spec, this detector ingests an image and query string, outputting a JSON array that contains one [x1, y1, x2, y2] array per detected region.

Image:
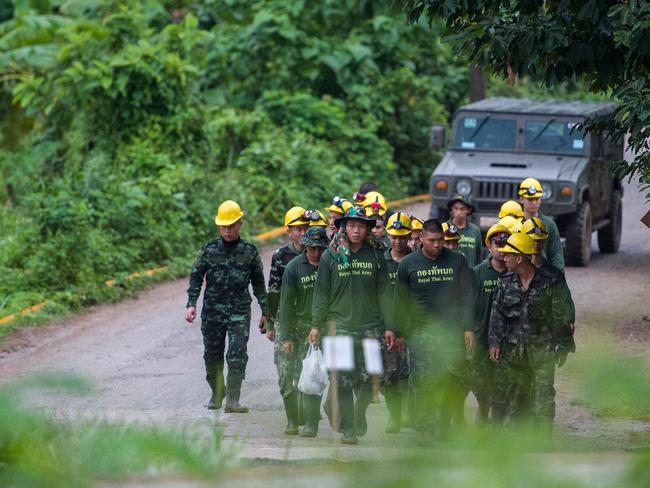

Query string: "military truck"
[[429, 97, 623, 267]]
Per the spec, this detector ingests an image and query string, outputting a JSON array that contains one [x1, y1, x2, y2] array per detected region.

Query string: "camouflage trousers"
[[408, 334, 469, 435], [274, 334, 310, 400], [201, 310, 251, 397], [469, 343, 495, 422], [381, 339, 410, 392], [492, 356, 556, 425]]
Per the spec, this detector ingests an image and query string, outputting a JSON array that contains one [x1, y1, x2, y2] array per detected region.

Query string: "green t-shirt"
[[450, 220, 483, 268], [473, 257, 506, 347], [380, 247, 409, 331], [311, 242, 388, 336], [394, 247, 475, 339], [278, 253, 318, 343]]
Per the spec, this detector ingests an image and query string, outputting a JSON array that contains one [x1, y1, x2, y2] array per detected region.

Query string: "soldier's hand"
[[308, 328, 321, 345], [281, 341, 294, 354], [464, 331, 476, 353], [185, 307, 197, 324], [258, 315, 268, 334], [385, 330, 396, 351], [556, 351, 568, 368], [489, 346, 501, 362], [266, 329, 276, 342], [395, 337, 405, 353]]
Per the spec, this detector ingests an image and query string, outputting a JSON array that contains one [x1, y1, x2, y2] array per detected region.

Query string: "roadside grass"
[[0, 374, 228, 487]]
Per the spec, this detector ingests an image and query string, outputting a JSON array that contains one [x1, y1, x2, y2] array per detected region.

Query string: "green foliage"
[[0, 0, 469, 319], [0, 374, 227, 486], [404, 0, 650, 193]]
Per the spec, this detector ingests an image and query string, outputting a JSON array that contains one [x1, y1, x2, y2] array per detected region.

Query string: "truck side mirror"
[[430, 124, 446, 151]]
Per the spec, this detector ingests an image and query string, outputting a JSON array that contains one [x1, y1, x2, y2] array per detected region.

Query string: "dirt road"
[[1, 181, 648, 461]]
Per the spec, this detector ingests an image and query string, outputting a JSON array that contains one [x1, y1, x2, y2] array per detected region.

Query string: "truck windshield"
[[524, 120, 587, 155], [455, 117, 517, 151]]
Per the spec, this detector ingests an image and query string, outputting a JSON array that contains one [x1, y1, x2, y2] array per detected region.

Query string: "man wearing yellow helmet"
[[446, 194, 483, 267], [498, 200, 524, 220], [442, 222, 462, 250], [393, 219, 475, 442], [267, 207, 311, 424], [408, 216, 424, 251], [327, 196, 353, 237], [488, 233, 575, 430], [380, 212, 412, 434], [185, 200, 268, 412], [471, 223, 510, 423], [518, 177, 565, 272]]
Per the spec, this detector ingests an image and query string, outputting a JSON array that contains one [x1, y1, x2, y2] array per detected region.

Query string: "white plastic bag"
[[298, 345, 329, 395]]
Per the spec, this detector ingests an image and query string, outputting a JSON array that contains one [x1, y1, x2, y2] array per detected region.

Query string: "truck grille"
[[477, 180, 519, 200]]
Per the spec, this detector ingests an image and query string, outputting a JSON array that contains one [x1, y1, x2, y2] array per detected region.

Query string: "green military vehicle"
[[429, 97, 623, 267]]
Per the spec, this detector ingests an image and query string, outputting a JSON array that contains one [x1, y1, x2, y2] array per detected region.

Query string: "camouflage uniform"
[[267, 244, 301, 331], [187, 237, 267, 403], [488, 266, 575, 427]]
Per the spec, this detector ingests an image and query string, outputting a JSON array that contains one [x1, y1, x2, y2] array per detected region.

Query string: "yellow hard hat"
[[442, 222, 461, 241], [498, 215, 522, 234], [215, 200, 244, 226], [386, 212, 412, 236], [518, 177, 544, 199], [327, 196, 353, 215], [410, 216, 424, 231], [498, 232, 535, 255], [362, 191, 387, 217], [498, 200, 524, 219], [521, 217, 549, 240], [284, 206, 309, 227], [485, 223, 511, 247], [307, 209, 327, 227]]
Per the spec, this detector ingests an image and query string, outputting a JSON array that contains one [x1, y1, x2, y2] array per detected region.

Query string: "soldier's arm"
[[375, 253, 389, 329], [488, 283, 506, 349], [311, 253, 332, 332], [458, 255, 476, 332], [186, 247, 207, 308], [250, 246, 269, 316], [393, 263, 411, 338], [550, 274, 576, 353], [278, 266, 298, 343], [266, 252, 282, 330], [546, 220, 565, 272]]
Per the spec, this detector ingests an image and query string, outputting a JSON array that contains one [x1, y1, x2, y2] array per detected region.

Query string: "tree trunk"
[[468, 65, 485, 102]]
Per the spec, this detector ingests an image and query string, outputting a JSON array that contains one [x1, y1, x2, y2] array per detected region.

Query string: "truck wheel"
[[565, 201, 592, 267], [597, 190, 622, 253]]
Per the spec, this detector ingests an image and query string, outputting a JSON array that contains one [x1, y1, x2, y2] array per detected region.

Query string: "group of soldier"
[[185, 177, 576, 445]]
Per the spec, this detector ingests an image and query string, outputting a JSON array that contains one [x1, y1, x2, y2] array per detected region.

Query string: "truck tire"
[[565, 201, 592, 267], [597, 190, 622, 253]]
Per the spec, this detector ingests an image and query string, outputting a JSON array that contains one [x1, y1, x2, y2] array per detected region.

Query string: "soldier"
[[381, 212, 412, 433], [409, 216, 424, 251], [442, 222, 462, 251], [311, 205, 388, 445], [498, 200, 524, 221], [488, 233, 575, 430], [185, 200, 268, 412], [446, 194, 483, 267], [266, 207, 310, 344], [267, 207, 311, 424], [521, 217, 551, 269], [277, 227, 329, 437], [471, 223, 511, 423], [393, 219, 475, 441], [518, 177, 565, 272], [327, 197, 353, 237]]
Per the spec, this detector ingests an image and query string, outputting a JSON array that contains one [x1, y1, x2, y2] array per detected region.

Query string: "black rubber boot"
[[300, 394, 321, 437], [224, 376, 249, 413], [339, 388, 358, 444], [283, 392, 299, 435], [353, 385, 373, 437], [384, 390, 402, 433]]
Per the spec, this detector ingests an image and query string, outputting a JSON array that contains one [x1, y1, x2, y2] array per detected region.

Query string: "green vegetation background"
[[0, 0, 601, 325]]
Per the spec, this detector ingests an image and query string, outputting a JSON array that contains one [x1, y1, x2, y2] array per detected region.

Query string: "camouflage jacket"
[[267, 243, 300, 330], [488, 266, 575, 366], [186, 237, 268, 318]]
